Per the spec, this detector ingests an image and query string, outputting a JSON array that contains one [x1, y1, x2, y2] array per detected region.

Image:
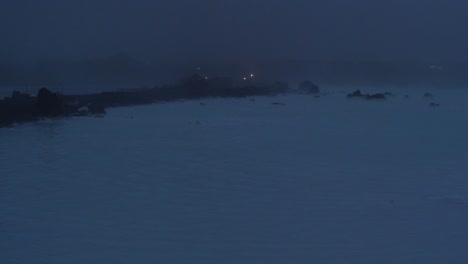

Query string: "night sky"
[[1, 0, 468, 62]]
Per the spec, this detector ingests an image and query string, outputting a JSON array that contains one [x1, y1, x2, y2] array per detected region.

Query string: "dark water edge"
[[1, 76, 299, 128]]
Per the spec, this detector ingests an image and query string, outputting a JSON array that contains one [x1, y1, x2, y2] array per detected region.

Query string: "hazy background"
[[1, 0, 468, 88]]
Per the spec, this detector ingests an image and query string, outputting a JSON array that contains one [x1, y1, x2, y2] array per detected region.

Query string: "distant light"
[[243, 77, 247, 80], [197, 67, 201, 70], [250, 74, 254, 77], [205, 76, 208, 80]]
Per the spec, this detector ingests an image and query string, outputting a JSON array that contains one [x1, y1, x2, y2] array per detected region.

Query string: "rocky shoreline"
[[1, 75, 298, 128]]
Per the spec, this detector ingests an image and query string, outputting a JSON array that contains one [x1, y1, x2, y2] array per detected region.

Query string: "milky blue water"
[[1, 91, 468, 263]]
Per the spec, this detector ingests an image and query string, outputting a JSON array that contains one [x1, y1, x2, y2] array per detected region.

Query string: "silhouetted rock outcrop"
[[1, 75, 297, 128], [347, 90, 386, 100], [0, 91, 36, 126], [347, 90, 364, 98], [35, 88, 63, 116]]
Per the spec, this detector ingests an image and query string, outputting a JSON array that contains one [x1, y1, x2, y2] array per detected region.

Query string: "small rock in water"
[[424, 92, 433, 98], [271, 102, 286, 106], [347, 90, 363, 98], [347, 90, 386, 100]]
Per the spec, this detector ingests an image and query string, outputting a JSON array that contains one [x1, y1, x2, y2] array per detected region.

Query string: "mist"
[[2, 0, 468, 63], [4, 1, 468, 263]]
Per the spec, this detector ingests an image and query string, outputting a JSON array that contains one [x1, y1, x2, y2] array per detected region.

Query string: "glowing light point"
[[205, 77, 208, 80], [250, 74, 254, 77], [243, 77, 247, 80]]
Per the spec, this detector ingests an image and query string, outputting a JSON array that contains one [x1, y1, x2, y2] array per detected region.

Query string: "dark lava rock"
[[271, 102, 286, 106], [347, 90, 386, 100], [35, 87, 63, 116], [347, 90, 364, 98], [0, 91, 36, 127], [424, 92, 433, 98], [2, 74, 298, 128]]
